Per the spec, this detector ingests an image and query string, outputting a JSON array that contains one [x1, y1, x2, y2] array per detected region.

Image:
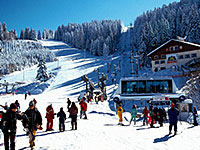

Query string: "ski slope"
[[0, 40, 199, 150]]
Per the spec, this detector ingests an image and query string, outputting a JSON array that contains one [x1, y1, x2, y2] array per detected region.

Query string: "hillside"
[[0, 40, 199, 150]]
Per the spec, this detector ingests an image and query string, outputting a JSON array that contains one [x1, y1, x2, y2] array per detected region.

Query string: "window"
[[160, 60, 165, 64], [146, 80, 172, 93], [160, 67, 166, 70], [185, 54, 190, 59], [154, 55, 159, 59], [191, 53, 197, 58], [169, 47, 174, 51], [161, 54, 166, 59], [178, 55, 184, 59], [121, 80, 172, 94], [175, 46, 179, 51], [154, 68, 158, 72], [169, 45, 179, 51], [121, 81, 146, 94], [155, 61, 160, 64]]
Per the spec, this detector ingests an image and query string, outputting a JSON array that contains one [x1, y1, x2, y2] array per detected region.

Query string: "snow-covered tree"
[[29, 29, 37, 40], [38, 30, 42, 40], [36, 59, 49, 82], [181, 73, 200, 109], [54, 20, 123, 56], [20, 29, 25, 39], [24, 28, 29, 40], [0, 40, 55, 75]]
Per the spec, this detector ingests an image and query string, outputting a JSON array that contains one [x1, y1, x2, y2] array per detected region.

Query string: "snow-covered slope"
[[0, 40, 199, 150]]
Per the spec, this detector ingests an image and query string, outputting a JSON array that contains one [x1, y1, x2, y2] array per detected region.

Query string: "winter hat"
[[10, 103, 17, 109], [171, 103, 175, 108], [29, 101, 34, 107]]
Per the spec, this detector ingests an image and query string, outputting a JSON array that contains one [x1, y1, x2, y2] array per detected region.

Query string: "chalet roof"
[[147, 39, 200, 57]]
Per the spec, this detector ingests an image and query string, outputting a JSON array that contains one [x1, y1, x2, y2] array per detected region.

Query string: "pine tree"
[[36, 59, 49, 82], [20, 29, 25, 39], [38, 30, 42, 40], [24, 28, 29, 40]]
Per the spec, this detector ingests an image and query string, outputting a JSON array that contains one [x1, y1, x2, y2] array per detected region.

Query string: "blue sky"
[[0, 0, 179, 34]]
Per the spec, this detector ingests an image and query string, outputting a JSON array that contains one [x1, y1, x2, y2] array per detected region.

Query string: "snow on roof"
[[147, 39, 200, 56]]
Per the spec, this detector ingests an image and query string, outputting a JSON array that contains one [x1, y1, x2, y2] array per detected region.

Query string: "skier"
[[149, 105, 155, 128], [67, 98, 71, 112], [25, 92, 28, 100], [193, 106, 198, 126], [45, 104, 54, 131], [142, 106, 149, 126], [130, 104, 137, 125], [157, 108, 164, 127], [14, 100, 20, 113], [168, 103, 179, 135], [24, 101, 42, 149], [1, 103, 22, 150], [117, 103, 124, 125], [69, 102, 78, 130], [79, 99, 87, 119], [57, 107, 66, 132]]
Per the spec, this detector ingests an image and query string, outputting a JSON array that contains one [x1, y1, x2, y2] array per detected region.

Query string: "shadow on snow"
[[17, 130, 60, 138], [153, 134, 175, 143], [89, 110, 115, 116]]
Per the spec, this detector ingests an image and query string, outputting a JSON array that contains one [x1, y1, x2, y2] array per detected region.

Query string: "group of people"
[[143, 105, 167, 128], [117, 102, 199, 135], [142, 103, 185, 135], [0, 96, 89, 150], [45, 97, 88, 132], [1, 99, 42, 150]]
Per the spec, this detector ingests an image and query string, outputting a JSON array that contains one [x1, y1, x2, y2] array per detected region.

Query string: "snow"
[[0, 40, 200, 150]]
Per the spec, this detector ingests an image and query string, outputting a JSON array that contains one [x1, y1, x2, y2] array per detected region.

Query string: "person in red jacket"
[[79, 99, 87, 119], [45, 104, 54, 131], [69, 102, 78, 130], [142, 106, 149, 126]]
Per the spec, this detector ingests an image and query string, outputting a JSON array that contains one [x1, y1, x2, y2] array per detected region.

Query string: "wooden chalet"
[[147, 39, 200, 72]]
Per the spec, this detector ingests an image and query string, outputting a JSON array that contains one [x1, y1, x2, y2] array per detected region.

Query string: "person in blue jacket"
[[57, 107, 66, 132], [130, 104, 137, 125], [168, 103, 179, 135]]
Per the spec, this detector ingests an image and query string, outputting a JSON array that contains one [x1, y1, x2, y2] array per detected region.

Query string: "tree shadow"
[[136, 127, 151, 130], [16, 130, 60, 138], [187, 125, 195, 129], [104, 124, 119, 126], [104, 123, 129, 126], [89, 110, 115, 116], [36, 131, 60, 137], [153, 134, 175, 143]]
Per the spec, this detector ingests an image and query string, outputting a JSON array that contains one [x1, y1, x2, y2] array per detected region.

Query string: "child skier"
[[117, 103, 124, 125], [79, 99, 87, 119], [57, 107, 66, 132], [45, 104, 54, 131], [130, 104, 137, 125], [142, 106, 149, 126]]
